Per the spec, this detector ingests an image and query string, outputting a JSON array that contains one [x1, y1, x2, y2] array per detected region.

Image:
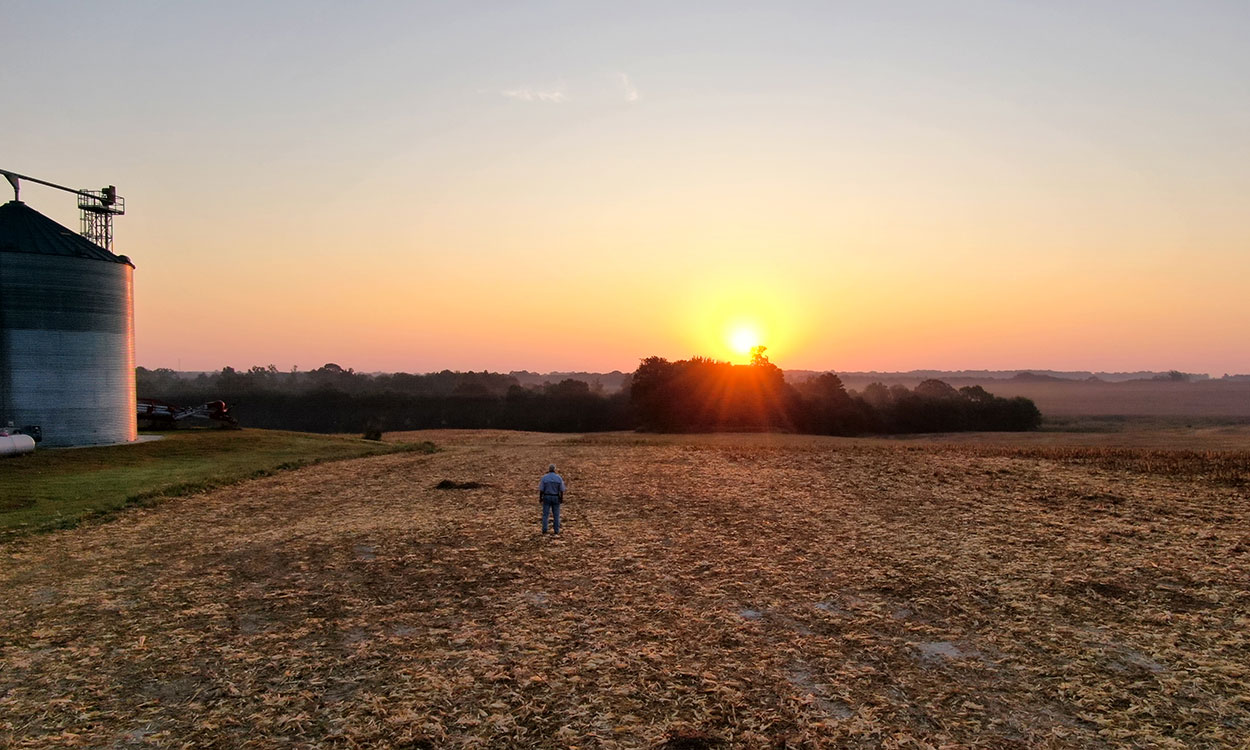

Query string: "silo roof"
[[0, 200, 132, 265]]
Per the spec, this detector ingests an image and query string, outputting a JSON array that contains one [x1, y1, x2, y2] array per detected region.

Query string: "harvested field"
[[2, 430, 1249, 748]]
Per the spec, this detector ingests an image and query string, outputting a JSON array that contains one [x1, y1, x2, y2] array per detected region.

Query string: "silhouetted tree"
[[862, 382, 891, 409], [915, 379, 959, 400], [959, 385, 994, 403]]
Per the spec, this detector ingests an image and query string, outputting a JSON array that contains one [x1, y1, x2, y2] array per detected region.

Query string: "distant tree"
[[1000, 397, 1043, 430], [862, 382, 891, 409], [135, 366, 182, 397], [452, 380, 493, 397], [915, 379, 959, 400], [796, 372, 860, 434], [629, 357, 678, 431], [309, 362, 361, 393], [629, 353, 797, 432], [801, 372, 851, 404], [958, 385, 994, 403], [545, 379, 592, 398]]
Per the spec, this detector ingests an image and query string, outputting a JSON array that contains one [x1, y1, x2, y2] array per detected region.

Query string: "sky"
[[4, 1, 1249, 375]]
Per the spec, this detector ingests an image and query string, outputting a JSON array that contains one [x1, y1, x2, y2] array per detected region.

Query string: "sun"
[[729, 326, 761, 357]]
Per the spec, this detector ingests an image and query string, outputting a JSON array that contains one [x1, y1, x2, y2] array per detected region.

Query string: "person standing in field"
[[539, 463, 566, 535]]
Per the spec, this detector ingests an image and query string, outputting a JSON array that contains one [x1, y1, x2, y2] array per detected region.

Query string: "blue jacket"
[[538, 472, 565, 503]]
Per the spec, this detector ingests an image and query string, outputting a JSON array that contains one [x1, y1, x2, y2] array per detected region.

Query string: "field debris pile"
[[2, 431, 1248, 748]]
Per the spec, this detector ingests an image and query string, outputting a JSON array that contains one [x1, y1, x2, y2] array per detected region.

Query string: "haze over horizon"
[[148, 362, 1239, 381], [7, 1, 1249, 375]]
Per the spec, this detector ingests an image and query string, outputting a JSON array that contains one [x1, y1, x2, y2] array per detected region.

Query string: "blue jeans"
[[541, 500, 561, 533]]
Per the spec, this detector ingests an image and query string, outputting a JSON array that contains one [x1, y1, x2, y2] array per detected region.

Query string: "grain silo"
[[0, 171, 136, 447]]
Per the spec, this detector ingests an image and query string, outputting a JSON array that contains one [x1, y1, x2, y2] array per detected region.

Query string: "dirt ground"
[[2, 430, 1248, 748]]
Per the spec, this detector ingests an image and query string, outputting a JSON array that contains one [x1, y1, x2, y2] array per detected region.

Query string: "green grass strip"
[[0, 429, 435, 540]]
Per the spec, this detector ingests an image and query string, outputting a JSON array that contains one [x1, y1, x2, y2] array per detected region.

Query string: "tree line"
[[137, 352, 1040, 436], [630, 350, 1040, 434]]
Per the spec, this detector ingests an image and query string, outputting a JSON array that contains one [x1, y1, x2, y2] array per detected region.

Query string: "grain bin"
[[0, 200, 137, 446]]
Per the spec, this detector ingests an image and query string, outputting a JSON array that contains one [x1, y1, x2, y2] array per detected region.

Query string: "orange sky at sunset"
[[7, 2, 1249, 375]]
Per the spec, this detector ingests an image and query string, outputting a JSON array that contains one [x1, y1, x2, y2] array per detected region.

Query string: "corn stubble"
[[1, 430, 1248, 748]]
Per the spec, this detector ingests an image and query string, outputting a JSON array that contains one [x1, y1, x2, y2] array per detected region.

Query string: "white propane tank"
[[0, 433, 37, 457]]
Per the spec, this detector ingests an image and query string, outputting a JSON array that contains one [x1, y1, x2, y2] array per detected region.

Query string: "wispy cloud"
[[500, 86, 567, 103], [616, 72, 639, 103], [493, 74, 637, 104]]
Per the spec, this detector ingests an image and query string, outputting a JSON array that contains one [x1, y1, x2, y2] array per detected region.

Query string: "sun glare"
[[685, 276, 803, 365], [730, 326, 760, 356]]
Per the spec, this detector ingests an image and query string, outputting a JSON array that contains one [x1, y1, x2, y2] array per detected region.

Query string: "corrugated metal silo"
[[0, 200, 137, 446]]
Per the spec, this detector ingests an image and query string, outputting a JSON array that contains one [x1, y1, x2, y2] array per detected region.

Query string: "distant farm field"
[[2, 430, 1248, 748], [841, 377, 1250, 419]]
